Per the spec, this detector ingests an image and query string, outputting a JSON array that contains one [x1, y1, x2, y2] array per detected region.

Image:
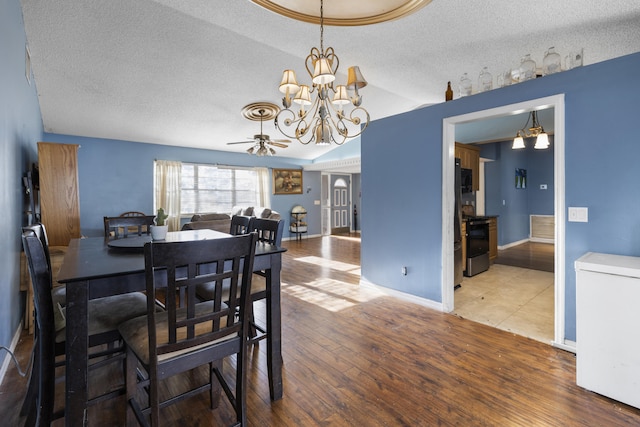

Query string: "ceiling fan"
[[227, 102, 291, 156]]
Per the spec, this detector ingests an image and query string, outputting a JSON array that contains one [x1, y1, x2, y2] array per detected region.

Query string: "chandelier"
[[512, 110, 550, 150], [275, 0, 370, 146]]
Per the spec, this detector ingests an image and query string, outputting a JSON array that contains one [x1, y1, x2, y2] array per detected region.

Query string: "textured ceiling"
[[20, 0, 640, 161]]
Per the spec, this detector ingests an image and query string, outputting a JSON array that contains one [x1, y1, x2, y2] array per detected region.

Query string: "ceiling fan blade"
[[268, 142, 289, 148], [270, 139, 291, 143], [226, 140, 255, 145]]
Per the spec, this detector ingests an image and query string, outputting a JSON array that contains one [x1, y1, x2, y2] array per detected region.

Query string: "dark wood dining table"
[[56, 229, 286, 426]]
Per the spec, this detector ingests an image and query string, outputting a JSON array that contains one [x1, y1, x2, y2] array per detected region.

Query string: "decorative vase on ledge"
[[150, 225, 168, 241]]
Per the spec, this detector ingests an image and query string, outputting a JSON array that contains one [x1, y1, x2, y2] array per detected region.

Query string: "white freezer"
[[575, 252, 640, 409]]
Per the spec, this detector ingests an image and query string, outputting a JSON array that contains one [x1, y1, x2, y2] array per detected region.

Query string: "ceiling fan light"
[[534, 132, 549, 149], [246, 146, 255, 154], [312, 57, 335, 85], [293, 85, 312, 105], [279, 70, 300, 94], [269, 147, 276, 155], [512, 135, 525, 149]]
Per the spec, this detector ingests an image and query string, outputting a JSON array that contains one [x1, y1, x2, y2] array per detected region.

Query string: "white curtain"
[[256, 167, 270, 208], [154, 160, 182, 231]]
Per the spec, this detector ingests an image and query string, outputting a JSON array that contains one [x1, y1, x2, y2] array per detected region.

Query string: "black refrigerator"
[[454, 158, 464, 288]]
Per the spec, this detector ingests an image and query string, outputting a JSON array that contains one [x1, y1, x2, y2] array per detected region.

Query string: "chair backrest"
[[23, 223, 52, 272], [144, 233, 257, 359], [229, 215, 252, 236], [104, 215, 155, 238], [21, 230, 56, 426], [119, 211, 146, 217], [249, 218, 284, 246]]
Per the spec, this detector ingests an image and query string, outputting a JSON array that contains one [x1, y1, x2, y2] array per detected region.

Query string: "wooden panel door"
[[331, 174, 350, 235], [38, 142, 81, 246]]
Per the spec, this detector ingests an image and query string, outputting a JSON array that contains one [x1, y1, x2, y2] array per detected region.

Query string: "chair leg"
[[20, 346, 38, 418], [149, 370, 160, 427], [124, 345, 137, 426], [248, 302, 258, 339], [236, 344, 248, 426], [210, 361, 222, 409]]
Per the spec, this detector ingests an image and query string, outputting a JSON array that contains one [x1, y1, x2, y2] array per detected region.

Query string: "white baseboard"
[[530, 237, 555, 244], [0, 323, 24, 386], [553, 339, 576, 354], [359, 278, 444, 312], [498, 238, 529, 250], [283, 233, 322, 241]]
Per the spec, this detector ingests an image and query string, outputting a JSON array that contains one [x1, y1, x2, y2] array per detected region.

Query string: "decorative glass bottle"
[[459, 73, 472, 97], [445, 81, 453, 101], [543, 47, 561, 75], [478, 67, 493, 92], [519, 54, 537, 81]]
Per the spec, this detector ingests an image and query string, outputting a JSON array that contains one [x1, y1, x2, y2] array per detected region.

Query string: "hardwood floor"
[[3, 235, 640, 425], [494, 241, 555, 272]]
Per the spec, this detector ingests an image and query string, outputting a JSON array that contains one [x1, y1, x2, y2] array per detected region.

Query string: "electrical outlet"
[[401, 266, 407, 276]]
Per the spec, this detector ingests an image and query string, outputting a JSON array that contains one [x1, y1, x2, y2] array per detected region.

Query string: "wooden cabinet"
[[38, 142, 81, 246], [489, 217, 498, 262], [455, 142, 480, 191], [461, 221, 467, 272]]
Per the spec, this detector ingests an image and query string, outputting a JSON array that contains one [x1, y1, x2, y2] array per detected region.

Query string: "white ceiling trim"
[[304, 157, 361, 173]]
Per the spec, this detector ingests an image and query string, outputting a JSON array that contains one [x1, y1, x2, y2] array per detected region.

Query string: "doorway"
[[441, 95, 569, 350]]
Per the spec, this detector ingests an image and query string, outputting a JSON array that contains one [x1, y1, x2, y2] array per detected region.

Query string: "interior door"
[[331, 175, 351, 234]]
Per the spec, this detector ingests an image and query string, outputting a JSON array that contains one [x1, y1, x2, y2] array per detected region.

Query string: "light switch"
[[314, 200, 320, 205], [568, 207, 588, 222], [540, 184, 547, 190]]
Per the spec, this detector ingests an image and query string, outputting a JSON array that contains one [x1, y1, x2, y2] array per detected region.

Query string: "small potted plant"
[[150, 207, 169, 240]]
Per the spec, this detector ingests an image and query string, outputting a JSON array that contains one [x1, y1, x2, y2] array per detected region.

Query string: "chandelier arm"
[[324, 99, 370, 143], [276, 94, 324, 145]]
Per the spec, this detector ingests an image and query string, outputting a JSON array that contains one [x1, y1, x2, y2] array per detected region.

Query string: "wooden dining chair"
[[118, 233, 257, 426], [119, 211, 147, 217], [104, 215, 156, 239], [229, 214, 253, 236], [195, 218, 284, 344], [19, 224, 66, 420], [21, 229, 150, 426], [244, 218, 284, 343]]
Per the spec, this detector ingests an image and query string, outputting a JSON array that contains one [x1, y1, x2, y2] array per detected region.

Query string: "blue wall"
[[0, 0, 44, 352], [361, 52, 640, 341], [482, 139, 554, 245], [42, 133, 317, 238]]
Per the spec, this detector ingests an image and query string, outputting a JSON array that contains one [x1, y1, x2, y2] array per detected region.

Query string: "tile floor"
[[453, 264, 554, 344]]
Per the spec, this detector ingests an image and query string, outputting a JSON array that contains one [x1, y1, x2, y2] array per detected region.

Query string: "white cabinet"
[[575, 252, 640, 409]]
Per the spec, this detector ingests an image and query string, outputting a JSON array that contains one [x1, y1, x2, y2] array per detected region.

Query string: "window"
[[180, 163, 260, 215]]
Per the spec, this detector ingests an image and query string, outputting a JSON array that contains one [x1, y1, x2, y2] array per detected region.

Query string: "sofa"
[[181, 206, 281, 233]]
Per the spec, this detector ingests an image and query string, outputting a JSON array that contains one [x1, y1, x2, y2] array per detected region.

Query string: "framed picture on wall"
[[516, 168, 527, 189], [272, 168, 303, 195]]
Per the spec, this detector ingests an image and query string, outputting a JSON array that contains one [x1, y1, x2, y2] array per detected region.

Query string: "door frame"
[[441, 94, 569, 350]]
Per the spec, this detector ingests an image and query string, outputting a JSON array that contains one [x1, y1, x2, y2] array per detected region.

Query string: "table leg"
[[266, 253, 283, 400], [65, 281, 89, 426]]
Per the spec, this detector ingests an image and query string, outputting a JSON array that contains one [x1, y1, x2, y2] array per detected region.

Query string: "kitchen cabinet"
[[455, 142, 480, 191], [461, 221, 467, 272], [38, 142, 81, 246], [489, 217, 498, 262]]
